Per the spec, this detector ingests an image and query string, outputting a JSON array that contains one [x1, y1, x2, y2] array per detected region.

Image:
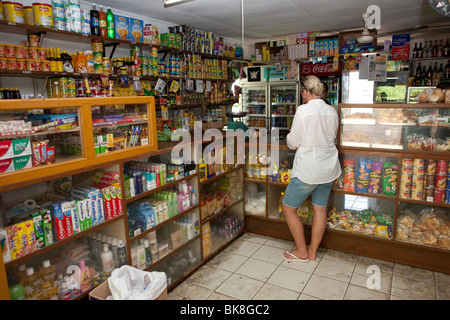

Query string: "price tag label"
[[133, 228, 141, 237], [22, 71, 31, 74]]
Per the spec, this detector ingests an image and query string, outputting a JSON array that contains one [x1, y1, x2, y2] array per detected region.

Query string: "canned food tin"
[[53, 20, 66, 31], [411, 189, 423, 201], [425, 159, 436, 174], [434, 188, 446, 203], [437, 160, 448, 175], [16, 58, 25, 70], [5, 45, 15, 58], [424, 173, 436, 188], [102, 57, 111, 74], [7, 58, 17, 70], [0, 1, 3, 20], [28, 47, 38, 60], [24, 6, 34, 25], [413, 158, 425, 168], [0, 58, 8, 70], [424, 187, 435, 202], [33, 3, 53, 27], [435, 174, 447, 189], [3, 1, 25, 24], [0, 44, 5, 58], [13, 46, 24, 59]]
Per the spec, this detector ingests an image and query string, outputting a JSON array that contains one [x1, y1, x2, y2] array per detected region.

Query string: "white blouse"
[[286, 98, 341, 184]]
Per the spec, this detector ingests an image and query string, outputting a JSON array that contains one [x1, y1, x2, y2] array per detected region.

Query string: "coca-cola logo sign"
[[301, 63, 341, 75]]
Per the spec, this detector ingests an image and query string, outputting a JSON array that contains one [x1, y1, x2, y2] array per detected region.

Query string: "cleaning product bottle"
[[40, 259, 58, 300], [79, 260, 91, 293], [144, 239, 152, 267], [106, 7, 114, 38], [98, 5, 107, 37], [23, 267, 42, 300], [7, 274, 25, 300], [100, 243, 115, 273]]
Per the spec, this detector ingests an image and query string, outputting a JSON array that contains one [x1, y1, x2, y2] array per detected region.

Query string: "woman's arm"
[[286, 110, 302, 150]]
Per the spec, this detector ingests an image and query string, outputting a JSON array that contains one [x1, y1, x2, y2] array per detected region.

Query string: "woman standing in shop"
[[281, 75, 341, 262]]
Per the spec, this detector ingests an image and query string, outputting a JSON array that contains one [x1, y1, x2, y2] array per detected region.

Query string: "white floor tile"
[[266, 266, 311, 293], [251, 244, 286, 265], [253, 283, 300, 300], [313, 258, 355, 283], [235, 257, 279, 282], [302, 274, 349, 300], [216, 274, 265, 300]]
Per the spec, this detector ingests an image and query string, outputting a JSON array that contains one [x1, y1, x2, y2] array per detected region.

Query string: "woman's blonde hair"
[[301, 75, 324, 96]]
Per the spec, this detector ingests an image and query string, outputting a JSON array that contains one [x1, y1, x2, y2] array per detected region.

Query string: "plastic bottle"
[[106, 7, 115, 38], [137, 243, 146, 270], [23, 267, 43, 300], [40, 259, 58, 300], [117, 239, 127, 266], [8, 274, 25, 300], [17, 264, 27, 284], [101, 243, 115, 273], [98, 5, 107, 37], [111, 238, 119, 267], [144, 240, 152, 267], [90, 3, 100, 36], [79, 260, 91, 293]]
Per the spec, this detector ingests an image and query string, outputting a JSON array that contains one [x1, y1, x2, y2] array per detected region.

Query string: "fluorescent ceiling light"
[[163, 0, 194, 7]]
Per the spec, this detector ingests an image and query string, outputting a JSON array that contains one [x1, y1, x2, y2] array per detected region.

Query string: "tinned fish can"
[[33, 3, 53, 27]]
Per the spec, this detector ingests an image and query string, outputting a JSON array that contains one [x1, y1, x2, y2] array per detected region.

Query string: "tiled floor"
[[168, 232, 450, 300]]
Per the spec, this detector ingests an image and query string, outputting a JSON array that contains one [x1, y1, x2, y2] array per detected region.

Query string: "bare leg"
[[308, 205, 328, 261], [281, 203, 309, 260]]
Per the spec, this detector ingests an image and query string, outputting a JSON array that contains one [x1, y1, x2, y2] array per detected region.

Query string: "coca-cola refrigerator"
[[299, 62, 343, 107]]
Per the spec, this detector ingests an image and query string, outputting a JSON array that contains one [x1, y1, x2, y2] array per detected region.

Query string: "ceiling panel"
[[89, 0, 450, 42]]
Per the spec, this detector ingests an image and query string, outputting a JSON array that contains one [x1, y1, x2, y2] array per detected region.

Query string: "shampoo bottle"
[[79, 260, 91, 293], [101, 243, 115, 273]]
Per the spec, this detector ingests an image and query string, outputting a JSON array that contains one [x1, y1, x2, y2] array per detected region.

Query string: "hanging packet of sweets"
[[355, 157, 372, 193], [368, 161, 383, 194], [343, 158, 355, 192], [382, 162, 398, 197]]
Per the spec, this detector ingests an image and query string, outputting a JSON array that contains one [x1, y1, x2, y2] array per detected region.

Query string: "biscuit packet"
[[368, 161, 383, 194], [355, 158, 372, 193], [382, 162, 398, 197], [342, 158, 355, 192]]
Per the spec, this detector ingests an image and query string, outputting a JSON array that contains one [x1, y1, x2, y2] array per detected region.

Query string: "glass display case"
[[340, 104, 450, 152]]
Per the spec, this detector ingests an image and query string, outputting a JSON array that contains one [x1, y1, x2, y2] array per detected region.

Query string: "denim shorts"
[[282, 177, 334, 208]]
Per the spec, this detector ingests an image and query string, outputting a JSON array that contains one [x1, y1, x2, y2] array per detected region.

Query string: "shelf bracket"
[[104, 42, 120, 59]]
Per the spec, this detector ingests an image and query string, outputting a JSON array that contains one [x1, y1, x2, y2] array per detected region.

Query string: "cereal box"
[[115, 15, 129, 41], [128, 18, 143, 43], [151, 25, 160, 45]]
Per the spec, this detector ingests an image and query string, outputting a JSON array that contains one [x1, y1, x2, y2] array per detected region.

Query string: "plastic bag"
[[107, 265, 167, 300]]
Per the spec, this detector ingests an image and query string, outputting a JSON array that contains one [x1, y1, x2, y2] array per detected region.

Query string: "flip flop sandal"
[[281, 251, 309, 262]]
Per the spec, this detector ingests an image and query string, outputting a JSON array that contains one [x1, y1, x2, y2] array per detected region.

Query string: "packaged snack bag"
[[355, 158, 372, 193], [382, 162, 398, 197], [343, 158, 355, 192], [368, 161, 383, 194]]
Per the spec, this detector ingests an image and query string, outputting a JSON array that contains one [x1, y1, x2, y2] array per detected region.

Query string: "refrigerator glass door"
[[269, 84, 298, 139], [242, 85, 268, 131]]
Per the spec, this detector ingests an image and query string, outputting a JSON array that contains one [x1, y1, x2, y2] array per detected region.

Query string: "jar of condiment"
[[5, 44, 16, 58], [38, 48, 47, 61], [0, 58, 8, 70], [7, 58, 17, 70], [28, 35, 39, 47], [16, 58, 26, 70], [91, 40, 103, 53], [41, 60, 50, 71], [26, 59, 34, 71], [0, 44, 6, 58], [120, 66, 127, 75], [28, 47, 38, 60], [33, 59, 41, 71]]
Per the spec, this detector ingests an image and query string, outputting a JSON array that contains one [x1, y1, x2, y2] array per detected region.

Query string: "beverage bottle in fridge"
[[23, 267, 43, 300], [40, 260, 58, 300], [7, 274, 25, 300], [90, 3, 100, 36], [99, 5, 107, 37], [106, 7, 115, 38]]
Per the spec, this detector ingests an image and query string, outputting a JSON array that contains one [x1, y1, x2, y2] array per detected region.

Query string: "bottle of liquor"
[[413, 42, 418, 59], [439, 63, 444, 79], [432, 62, 440, 86], [423, 41, 428, 58], [427, 63, 433, 86], [444, 39, 450, 57], [415, 63, 422, 86], [432, 40, 438, 57], [445, 60, 450, 79], [438, 40, 443, 57], [418, 42, 423, 58]]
